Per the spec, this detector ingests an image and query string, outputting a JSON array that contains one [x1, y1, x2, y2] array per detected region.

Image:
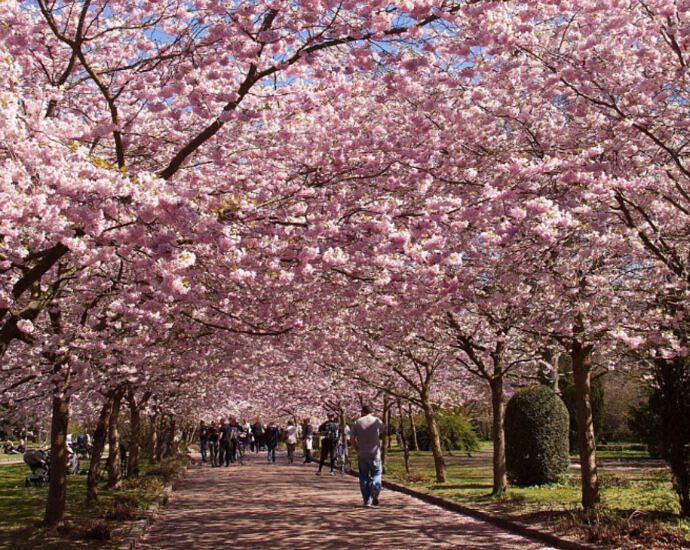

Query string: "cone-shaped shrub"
[[505, 385, 570, 486]]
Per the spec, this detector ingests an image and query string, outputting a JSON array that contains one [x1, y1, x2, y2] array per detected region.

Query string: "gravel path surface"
[[140, 452, 558, 549]]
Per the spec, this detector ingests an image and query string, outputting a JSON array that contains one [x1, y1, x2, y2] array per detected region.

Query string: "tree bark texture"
[[490, 376, 508, 494], [422, 396, 446, 482], [148, 414, 158, 462], [154, 416, 165, 462], [571, 341, 600, 509], [163, 416, 176, 458], [397, 399, 411, 476], [127, 390, 142, 478], [107, 388, 124, 489], [408, 403, 419, 451], [87, 396, 113, 502], [381, 396, 390, 472], [339, 410, 349, 469], [44, 376, 70, 526]]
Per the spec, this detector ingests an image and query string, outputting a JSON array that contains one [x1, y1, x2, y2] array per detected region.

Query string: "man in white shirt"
[[351, 403, 384, 507], [284, 420, 299, 464]]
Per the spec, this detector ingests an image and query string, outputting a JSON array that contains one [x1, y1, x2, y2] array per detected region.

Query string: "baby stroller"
[[24, 450, 50, 487], [66, 444, 81, 475]]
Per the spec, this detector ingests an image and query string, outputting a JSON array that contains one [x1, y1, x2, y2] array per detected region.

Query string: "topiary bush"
[[410, 408, 479, 453], [505, 385, 570, 486]]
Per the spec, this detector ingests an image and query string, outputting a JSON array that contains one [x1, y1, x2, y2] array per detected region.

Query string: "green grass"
[[380, 445, 689, 547], [0, 455, 23, 463], [592, 449, 651, 459], [0, 456, 187, 549]]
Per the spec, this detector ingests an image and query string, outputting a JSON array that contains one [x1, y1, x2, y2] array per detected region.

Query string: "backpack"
[[326, 421, 340, 443], [254, 424, 264, 436], [229, 426, 240, 441]]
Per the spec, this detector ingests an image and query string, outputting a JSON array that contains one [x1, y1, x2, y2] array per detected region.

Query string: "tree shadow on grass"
[[431, 483, 493, 490]]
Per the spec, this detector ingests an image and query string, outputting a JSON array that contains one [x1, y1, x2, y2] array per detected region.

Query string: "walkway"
[[140, 453, 558, 549]]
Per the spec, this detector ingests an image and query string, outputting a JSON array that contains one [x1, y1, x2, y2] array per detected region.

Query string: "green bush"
[[410, 408, 479, 453], [628, 401, 662, 458], [505, 385, 570, 486], [144, 456, 186, 482], [644, 357, 690, 517]]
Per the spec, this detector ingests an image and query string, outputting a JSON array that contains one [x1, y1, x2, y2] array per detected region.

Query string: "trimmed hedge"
[[505, 385, 570, 486]]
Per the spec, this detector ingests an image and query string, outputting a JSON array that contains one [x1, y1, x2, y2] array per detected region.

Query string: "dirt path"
[[140, 452, 558, 549]]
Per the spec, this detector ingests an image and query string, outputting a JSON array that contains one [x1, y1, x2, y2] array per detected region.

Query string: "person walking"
[[252, 418, 265, 453], [241, 419, 252, 454], [302, 418, 314, 463], [228, 417, 244, 463], [351, 403, 384, 507], [207, 421, 220, 467], [219, 418, 231, 467], [284, 420, 299, 464], [265, 421, 280, 463], [219, 417, 244, 466], [316, 412, 339, 476], [199, 421, 209, 464], [217, 417, 228, 466]]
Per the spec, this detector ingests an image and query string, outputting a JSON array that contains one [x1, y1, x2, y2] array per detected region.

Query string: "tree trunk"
[[163, 416, 176, 458], [339, 410, 349, 471], [675, 461, 690, 518], [107, 389, 124, 489], [386, 405, 393, 451], [381, 396, 390, 472], [490, 376, 508, 494], [572, 341, 600, 509], [148, 413, 158, 462], [127, 390, 142, 478], [421, 396, 446, 482], [44, 376, 71, 526], [155, 416, 165, 462], [408, 403, 419, 451], [397, 399, 411, 476], [551, 350, 561, 394], [183, 425, 196, 448], [87, 396, 113, 502]]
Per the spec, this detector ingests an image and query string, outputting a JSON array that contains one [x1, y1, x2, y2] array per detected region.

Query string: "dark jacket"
[[265, 426, 280, 447]]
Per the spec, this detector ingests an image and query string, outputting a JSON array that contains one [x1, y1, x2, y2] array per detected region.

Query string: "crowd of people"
[[198, 405, 384, 507], [197, 415, 339, 469]]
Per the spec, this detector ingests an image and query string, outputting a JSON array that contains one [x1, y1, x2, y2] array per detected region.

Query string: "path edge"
[[345, 468, 596, 550], [117, 456, 193, 550]]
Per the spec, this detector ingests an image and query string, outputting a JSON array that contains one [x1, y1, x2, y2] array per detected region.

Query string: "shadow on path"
[[140, 453, 558, 549]]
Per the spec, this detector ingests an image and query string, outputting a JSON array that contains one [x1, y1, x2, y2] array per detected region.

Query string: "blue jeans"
[[358, 456, 382, 504], [200, 439, 208, 462], [267, 446, 276, 462]]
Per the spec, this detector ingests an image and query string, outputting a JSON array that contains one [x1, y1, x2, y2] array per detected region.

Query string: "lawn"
[[0, 456, 187, 549], [0, 455, 23, 463], [380, 445, 690, 548]]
